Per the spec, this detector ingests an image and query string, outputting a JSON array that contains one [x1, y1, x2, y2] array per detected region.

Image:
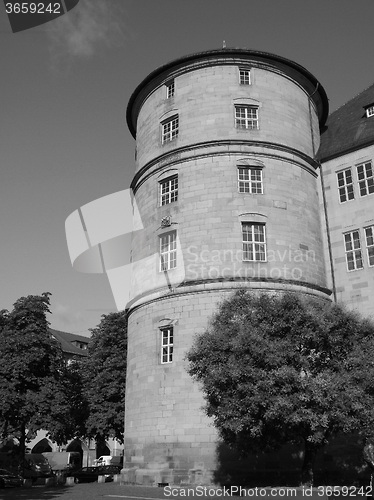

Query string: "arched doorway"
[[96, 440, 110, 458], [67, 438, 88, 467], [31, 438, 52, 453]]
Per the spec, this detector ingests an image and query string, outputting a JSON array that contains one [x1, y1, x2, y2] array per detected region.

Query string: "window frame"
[[364, 225, 374, 267], [242, 222, 267, 262], [161, 115, 179, 144], [235, 105, 259, 130], [238, 166, 263, 194], [159, 231, 177, 271], [166, 80, 175, 99], [343, 230, 364, 271], [356, 161, 374, 197], [159, 175, 178, 206], [366, 105, 374, 118], [160, 326, 173, 364], [336, 168, 355, 203], [239, 67, 251, 85]]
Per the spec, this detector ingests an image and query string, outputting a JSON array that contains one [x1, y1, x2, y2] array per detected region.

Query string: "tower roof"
[[318, 82, 374, 161], [126, 48, 329, 138]]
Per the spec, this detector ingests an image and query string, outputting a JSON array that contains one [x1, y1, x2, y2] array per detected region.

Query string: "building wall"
[[130, 153, 328, 305], [135, 64, 321, 171], [125, 291, 220, 480], [319, 144, 374, 318]]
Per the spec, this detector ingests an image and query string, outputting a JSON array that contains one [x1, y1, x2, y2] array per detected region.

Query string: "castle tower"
[[124, 49, 330, 484]]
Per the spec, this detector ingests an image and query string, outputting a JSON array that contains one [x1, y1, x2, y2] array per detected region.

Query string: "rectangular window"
[[161, 327, 173, 364], [166, 80, 175, 99], [239, 68, 251, 85], [162, 116, 179, 144], [238, 168, 263, 194], [160, 176, 178, 206], [344, 230, 363, 271], [336, 168, 354, 202], [160, 231, 177, 271], [242, 223, 266, 261], [357, 161, 374, 197], [366, 106, 374, 118], [235, 106, 259, 130], [365, 225, 374, 267]]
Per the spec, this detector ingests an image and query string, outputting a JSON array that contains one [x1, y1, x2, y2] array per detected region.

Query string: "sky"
[[1, 0, 374, 337]]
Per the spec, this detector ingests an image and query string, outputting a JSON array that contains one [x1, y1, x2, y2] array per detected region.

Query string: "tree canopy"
[[82, 311, 127, 443], [0, 293, 65, 455], [0, 294, 128, 457], [186, 290, 374, 485], [39, 358, 89, 445]]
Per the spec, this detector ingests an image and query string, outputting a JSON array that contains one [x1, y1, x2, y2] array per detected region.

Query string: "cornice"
[[126, 277, 332, 316], [126, 48, 328, 137], [131, 140, 319, 193]]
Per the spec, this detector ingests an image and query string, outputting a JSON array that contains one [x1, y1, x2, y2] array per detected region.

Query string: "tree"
[[0, 293, 65, 457], [186, 290, 374, 485], [82, 311, 127, 444], [38, 359, 89, 445]]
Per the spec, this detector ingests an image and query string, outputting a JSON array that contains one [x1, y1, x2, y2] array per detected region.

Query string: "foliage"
[[186, 290, 374, 484], [0, 293, 65, 454], [38, 360, 89, 445], [82, 311, 127, 443]]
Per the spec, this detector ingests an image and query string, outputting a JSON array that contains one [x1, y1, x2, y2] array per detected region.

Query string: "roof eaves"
[[319, 137, 374, 163]]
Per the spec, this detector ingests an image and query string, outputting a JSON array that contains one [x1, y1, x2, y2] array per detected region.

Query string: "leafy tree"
[[186, 290, 374, 485], [82, 311, 127, 444], [38, 359, 89, 445], [0, 293, 65, 457]]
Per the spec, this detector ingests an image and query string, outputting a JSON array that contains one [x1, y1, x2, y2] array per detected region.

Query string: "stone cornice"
[[126, 277, 332, 315], [126, 48, 328, 137], [131, 140, 319, 193]]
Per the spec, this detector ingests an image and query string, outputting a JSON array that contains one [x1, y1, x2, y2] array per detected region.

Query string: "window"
[[166, 80, 175, 99], [73, 341, 88, 350], [242, 223, 266, 261], [161, 327, 173, 364], [357, 161, 374, 197], [161, 115, 179, 143], [235, 106, 259, 129], [366, 105, 374, 118], [238, 167, 263, 194], [239, 68, 251, 85], [160, 231, 177, 271], [160, 176, 178, 206], [365, 226, 374, 267], [337, 168, 355, 202], [344, 230, 363, 271]]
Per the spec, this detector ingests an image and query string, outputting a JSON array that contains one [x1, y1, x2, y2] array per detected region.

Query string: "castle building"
[[123, 48, 332, 484]]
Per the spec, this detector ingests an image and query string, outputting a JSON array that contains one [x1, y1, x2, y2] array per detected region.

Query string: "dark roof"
[[126, 47, 329, 138], [318, 82, 374, 161], [49, 328, 91, 357]]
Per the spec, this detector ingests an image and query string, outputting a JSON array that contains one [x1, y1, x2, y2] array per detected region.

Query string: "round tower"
[[124, 49, 330, 484]]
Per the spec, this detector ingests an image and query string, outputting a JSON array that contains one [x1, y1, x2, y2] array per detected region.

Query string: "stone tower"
[[124, 48, 330, 484]]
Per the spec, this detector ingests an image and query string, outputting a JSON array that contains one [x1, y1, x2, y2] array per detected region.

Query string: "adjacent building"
[[318, 84, 374, 317]]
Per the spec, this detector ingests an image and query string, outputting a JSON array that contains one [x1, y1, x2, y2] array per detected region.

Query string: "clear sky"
[[1, 0, 373, 336]]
